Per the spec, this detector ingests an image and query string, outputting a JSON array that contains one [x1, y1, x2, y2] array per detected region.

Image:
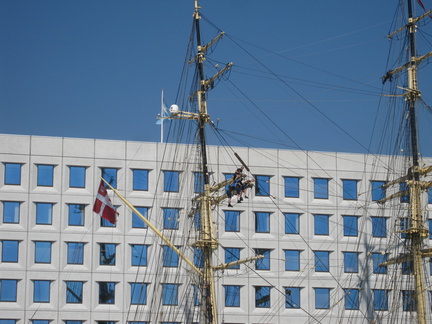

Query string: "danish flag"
[[93, 180, 118, 224]]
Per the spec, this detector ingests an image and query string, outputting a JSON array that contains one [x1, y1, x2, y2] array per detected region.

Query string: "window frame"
[[224, 285, 241, 307], [314, 251, 330, 272], [255, 212, 270, 233], [285, 250, 301, 271], [34, 241, 52, 264], [33, 280, 51, 303], [285, 287, 301, 309], [3, 201, 20, 223], [67, 242, 84, 265], [4, 163, 22, 185], [1, 240, 19, 263], [163, 171, 179, 192], [69, 166, 86, 188], [132, 169, 149, 191], [342, 179, 358, 200], [255, 175, 270, 197], [313, 178, 329, 199], [37, 164, 54, 187], [284, 176, 300, 198], [343, 215, 358, 237]]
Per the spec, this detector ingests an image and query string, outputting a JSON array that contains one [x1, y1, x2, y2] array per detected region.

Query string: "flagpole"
[[161, 89, 164, 143]]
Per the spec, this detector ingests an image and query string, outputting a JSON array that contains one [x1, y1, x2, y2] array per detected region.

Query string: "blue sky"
[[1, 1, 432, 155]]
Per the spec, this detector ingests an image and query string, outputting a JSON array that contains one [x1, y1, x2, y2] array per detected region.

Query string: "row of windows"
[[5, 162, 422, 202], [4, 199, 428, 239], [0, 278, 418, 313], [1, 239, 393, 274]]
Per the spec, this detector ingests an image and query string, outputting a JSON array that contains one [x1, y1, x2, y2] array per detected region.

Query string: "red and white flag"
[[93, 180, 118, 224]]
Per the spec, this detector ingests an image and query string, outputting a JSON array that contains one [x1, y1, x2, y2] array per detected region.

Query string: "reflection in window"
[[132, 207, 148, 228], [98, 282, 115, 304], [102, 168, 117, 188], [35, 241, 52, 263], [66, 281, 83, 303], [343, 216, 358, 237], [225, 210, 240, 232], [33, 280, 51, 303], [36, 203, 53, 225], [344, 288, 359, 310], [1, 240, 19, 263], [255, 286, 271, 308], [131, 244, 148, 266], [255, 175, 270, 196], [163, 208, 179, 229], [314, 214, 329, 235], [37, 165, 54, 187], [163, 246, 179, 267], [133, 169, 149, 191], [162, 284, 179, 305], [99, 243, 116, 265], [3, 201, 20, 223], [68, 204, 85, 226], [285, 250, 300, 271], [67, 242, 84, 265], [314, 251, 330, 272], [285, 287, 300, 308], [284, 177, 300, 198], [371, 181, 386, 201], [4, 163, 21, 185], [163, 171, 179, 192], [225, 248, 240, 269], [314, 178, 329, 199], [0, 279, 18, 301], [255, 249, 270, 270], [131, 283, 147, 305], [342, 179, 358, 200], [315, 288, 330, 309], [69, 166, 86, 188], [224, 285, 240, 307], [255, 212, 270, 233]]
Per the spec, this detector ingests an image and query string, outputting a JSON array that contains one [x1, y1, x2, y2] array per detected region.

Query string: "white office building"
[[1, 133, 430, 324]]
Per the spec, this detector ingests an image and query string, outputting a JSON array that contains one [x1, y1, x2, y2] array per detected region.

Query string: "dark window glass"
[[225, 210, 240, 232], [1, 240, 19, 262], [163, 246, 179, 267], [67, 242, 84, 264], [225, 248, 240, 269], [35, 241, 52, 263], [285, 213, 300, 234], [66, 281, 83, 303], [255, 286, 270, 308], [99, 243, 116, 265], [194, 172, 204, 193], [315, 288, 330, 309], [372, 253, 387, 274], [162, 284, 178, 305], [131, 283, 147, 305], [33, 280, 51, 303], [36, 203, 53, 225], [255, 175, 270, 196], [285, 287, 300, 308], [314, 214, 329, 235], [314, 178, 329, 199], [68, 204, 85, 226], [400, 217, 410, 239], [342, 179, 357, 200], [0, 279, 18, 301], [344, 288, 359, 310], [37, 165, 54, 187], [163, 208, 179, 229], [314, 251, 330, 272], [343, 252, 359, 273], [402, 290, 416, 311], [69, 166, 86, 188], [255, 249, 270, 270], [224, 285, 240, 307], [131, 244, 148, 266], [194, 247, 204, 268], [255, 212, 270, 233], [133, 169, 149, 191], [372, 217, 387, 238], [4, 163, 21, 185], [343, 216, 358, 237], [371, 181, 386, 201], [285, 250, 300, 271], [373, 289, 388, 311], [284, 177, 299, 198], [102, 168, 117, 188], [132, 206, 148, 228], [98, 282, 115, 304], [400, 182, 410, 203], [3, 201, 20, 223], [163, 171, 179, 192]]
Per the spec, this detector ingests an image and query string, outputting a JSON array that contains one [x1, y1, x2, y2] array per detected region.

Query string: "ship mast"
[[379, 2, 432, 323]]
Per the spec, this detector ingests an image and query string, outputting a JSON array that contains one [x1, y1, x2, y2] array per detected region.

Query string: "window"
[[69, 166, 86, 188], [97, 322, 116, 324], [35, 241, 52, 263], [343, 216, 358, 237], [194, 172, 204, 193], [32, 321, 50, 324], [225, 248, 240, 269], [163, 246, 179, 267], [224, 285, 240, 307], [429, 219, 432, 239], [255, 175, 270, 196], [402, 290, 416, 311], [99, 243, 116, 265], [285, 287, 300, 308], [163, 208, 179, 229], [342, 179, 357, 200], [372, 253, 387, 274], [68, 204, 85, 226], [400, 217, 411, 239], [3, 201, 20, 223], [401, 261, 413, 275], [344, 288, 359, 310], [255, 286, 270, 308], [193, 284, 200, 306], [314, 214, 329, 235], [164, 171, 179, 192], [100, 207, 117, 227], [133, 169, 149, 191], [400, 182, 410, 203], [131, 244, 148, 266], [284, 177, 300, 198], [315, 288, 330, 309], [37, 164, 54, 187], [255, 212, 270, 233], [0, 321, 16, 324], [131, 283, 147, 305], [67, 242, 84, 264], [132, 206, 148, 228], [255, 249, 270, 270], [194, 247, 204, 268], [429, 189, 432, 204], [371, 181, 386, 201], [285, 213, 300, 234], [98, 282, 115, 304], [373, 289, 388, 311], [4, 163, 21, 185], [64, 321, 83, 324], [66, 281, 83, 303], [194, 212, 201, 230], [33, 280, 51, 303], [343, 252, 359, 273], [36, 202, 53, 225], [314, 251, 330, 272], [162, 284, 179, 305], [285, 250, 301, 271], [0, 279, 17, 301], [314, 178, 329, 199], [1, 240, 19, 262], [371, 217, 387, 238], [225, 210, 240, 232], [102, 168, 117, 188]]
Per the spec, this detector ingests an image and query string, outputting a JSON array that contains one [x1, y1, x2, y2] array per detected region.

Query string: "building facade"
[[1, 134, 430, 324]]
